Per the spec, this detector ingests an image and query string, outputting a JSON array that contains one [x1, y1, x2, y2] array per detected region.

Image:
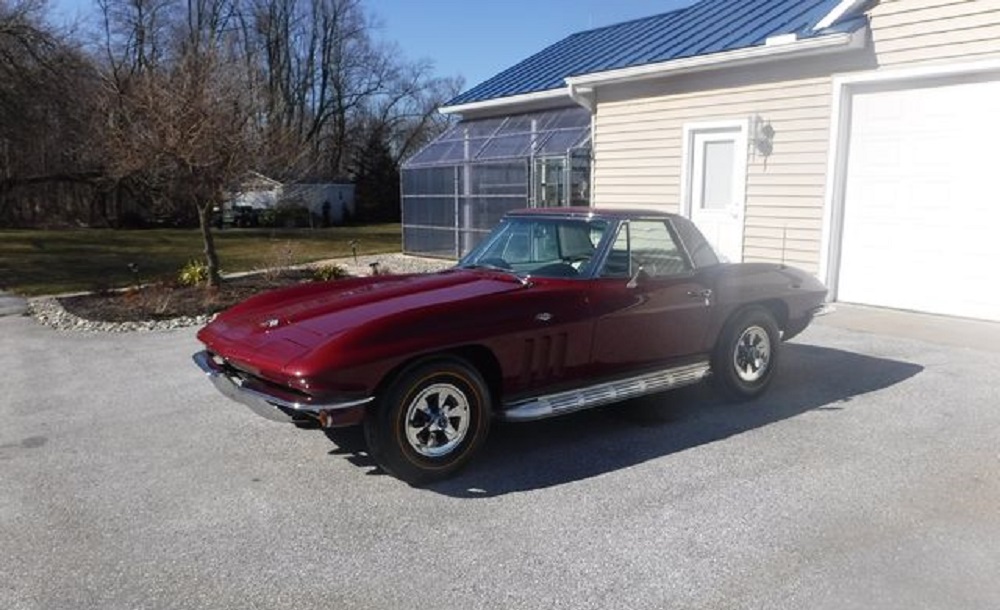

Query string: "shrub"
[[260, 241, 299, 282], [312, 264, 350, 282], [276, 204, 311, 228], [257, 204, 310, 228], [116, 210, 149, 229], [178, 259, 209, 287], [258, 208, 278, 228]]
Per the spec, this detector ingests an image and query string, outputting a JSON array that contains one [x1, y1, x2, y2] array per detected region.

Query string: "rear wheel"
[[711, 306, 780, 401], [364, 358, 491, 485]]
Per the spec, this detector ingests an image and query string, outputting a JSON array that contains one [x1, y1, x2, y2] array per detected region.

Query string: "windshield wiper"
[[459, 263, 530, 285], [461, 263, 510, 272]]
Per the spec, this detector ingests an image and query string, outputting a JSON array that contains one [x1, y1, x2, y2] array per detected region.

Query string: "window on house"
[[700, 140, 736, 210]]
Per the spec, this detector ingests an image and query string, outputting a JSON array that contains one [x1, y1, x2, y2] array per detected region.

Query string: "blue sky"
[[366, 0, 698, 88], [49, 0, 697, 91]]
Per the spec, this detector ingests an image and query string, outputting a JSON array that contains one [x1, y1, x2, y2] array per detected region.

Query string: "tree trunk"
[[197, 202, 222, 288]]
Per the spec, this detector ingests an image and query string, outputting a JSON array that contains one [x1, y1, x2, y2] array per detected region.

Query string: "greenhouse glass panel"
[[469, 162, 528, 196], [462, 117, 506, 138], [460, 196, 525, 231], [499, 114, 535, 133], [535, 129, 589, 156], [434, 124, 465, 141], [403, 226, 457, 258], [402, 167, 456, 194], [476, 133, 532, 161], [542, 108, 591, 130], [401, 196, 455, 227], [401, 106, 591, 258]]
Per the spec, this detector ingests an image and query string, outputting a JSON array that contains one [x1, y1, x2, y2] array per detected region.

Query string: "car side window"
[[601, 220, 692, 278], [670, 216, 719, 268], [601, 225, 632, 278]]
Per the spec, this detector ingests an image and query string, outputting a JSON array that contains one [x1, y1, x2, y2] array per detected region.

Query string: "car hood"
[[197, 269, 524, 368]]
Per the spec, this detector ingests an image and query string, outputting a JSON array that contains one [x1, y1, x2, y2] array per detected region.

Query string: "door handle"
[[686, 289, 712, 301]]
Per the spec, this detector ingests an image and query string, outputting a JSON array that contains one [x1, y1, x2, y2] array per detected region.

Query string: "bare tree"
[[2, 0, 464, 235], [100, 0, 253, 286], [349, 56, 460, 220], [0, 0, 101, 226]]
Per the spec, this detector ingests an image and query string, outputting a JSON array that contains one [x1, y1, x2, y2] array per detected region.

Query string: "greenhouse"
[[401, 106, 592, 258]]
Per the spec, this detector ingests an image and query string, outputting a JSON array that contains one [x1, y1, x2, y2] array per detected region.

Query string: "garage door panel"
[[838, 76, 1000, 321]]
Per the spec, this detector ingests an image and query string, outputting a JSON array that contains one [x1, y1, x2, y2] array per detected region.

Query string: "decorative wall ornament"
[[750, 114, 775, 158]]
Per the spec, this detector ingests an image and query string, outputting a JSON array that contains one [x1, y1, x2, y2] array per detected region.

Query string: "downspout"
[[566, 82, 595, 113], [566, 83, 596, 208]]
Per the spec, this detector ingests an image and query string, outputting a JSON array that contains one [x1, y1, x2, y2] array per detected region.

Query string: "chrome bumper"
[[192, 351, 372, 423]]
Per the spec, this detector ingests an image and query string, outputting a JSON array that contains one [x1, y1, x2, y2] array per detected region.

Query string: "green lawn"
[[0, 224, 401, 296]]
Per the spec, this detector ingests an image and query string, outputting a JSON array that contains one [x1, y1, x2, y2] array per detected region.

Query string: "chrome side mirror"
[[626, 265, 647, 289]]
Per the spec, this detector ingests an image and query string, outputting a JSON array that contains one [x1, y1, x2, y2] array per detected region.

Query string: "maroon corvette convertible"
[[194, 209, 828, 483]]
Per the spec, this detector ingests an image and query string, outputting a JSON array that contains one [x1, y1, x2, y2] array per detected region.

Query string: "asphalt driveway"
[[0, 291, 27, 316], [2, 311, 998, 609]]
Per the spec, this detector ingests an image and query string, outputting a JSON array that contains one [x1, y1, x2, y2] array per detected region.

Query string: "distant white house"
[[227, 171, 282, 210], [225, 172, 355, 225], [281, 183, 356, 225]]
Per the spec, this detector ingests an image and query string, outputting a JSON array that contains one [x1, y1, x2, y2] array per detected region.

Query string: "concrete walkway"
[[0, 291, 27, 317], [817, 303, 1000, 353]]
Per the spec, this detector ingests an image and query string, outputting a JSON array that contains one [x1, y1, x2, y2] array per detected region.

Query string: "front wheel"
[[711, 306, 780, 401], [364, 358, 491, 485]]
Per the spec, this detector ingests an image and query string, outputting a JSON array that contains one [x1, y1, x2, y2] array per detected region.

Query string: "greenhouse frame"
[[401, 107, 592, 258]]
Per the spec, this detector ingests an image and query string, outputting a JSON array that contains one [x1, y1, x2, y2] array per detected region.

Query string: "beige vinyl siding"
[[591, 0, 1000, 274], [594, 71, 834, 271], [870, 0, 1000, 66]]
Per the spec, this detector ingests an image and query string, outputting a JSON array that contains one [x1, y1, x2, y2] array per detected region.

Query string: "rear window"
[[670, 217, 719, 268]]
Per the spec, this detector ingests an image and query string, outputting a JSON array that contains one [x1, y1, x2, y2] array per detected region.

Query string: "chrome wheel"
[[403, 383, 471, 458], [733, 325, 771, 383], [366, 358, 491, 484]]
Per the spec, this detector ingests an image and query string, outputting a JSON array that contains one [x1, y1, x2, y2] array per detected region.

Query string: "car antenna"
[[781, 225, 787, 268]]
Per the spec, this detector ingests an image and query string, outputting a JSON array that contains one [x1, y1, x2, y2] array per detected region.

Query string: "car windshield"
[[459, 216, 610, 278]]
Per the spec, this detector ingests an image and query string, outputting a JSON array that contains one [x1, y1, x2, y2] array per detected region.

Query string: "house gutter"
[[439, 88, 569, 116], [563, 29, 866, 90]]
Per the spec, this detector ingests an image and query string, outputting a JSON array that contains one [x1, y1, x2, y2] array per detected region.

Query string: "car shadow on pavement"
[[322, 343, 923, 495]]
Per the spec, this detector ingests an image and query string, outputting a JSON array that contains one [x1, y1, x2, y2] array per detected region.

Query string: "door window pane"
[[600, 221, 690, 278], [629, 220, 689, 277], [701, 140, 735, 210]]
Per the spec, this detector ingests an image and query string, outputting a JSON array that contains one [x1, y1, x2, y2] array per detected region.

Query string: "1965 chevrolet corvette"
[[194, 208, 828, 483]]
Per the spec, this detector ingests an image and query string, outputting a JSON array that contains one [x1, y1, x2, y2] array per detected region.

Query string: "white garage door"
[[838, 76, 1000, 321], [838, 79, 1000, 320]]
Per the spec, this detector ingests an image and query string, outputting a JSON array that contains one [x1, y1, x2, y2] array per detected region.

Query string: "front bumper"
[[811, 303, 836, 317], [192, 350, 372, 424]]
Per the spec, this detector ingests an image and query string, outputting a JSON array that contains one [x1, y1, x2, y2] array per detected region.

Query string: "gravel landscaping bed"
[[28, 253, 453, 333]]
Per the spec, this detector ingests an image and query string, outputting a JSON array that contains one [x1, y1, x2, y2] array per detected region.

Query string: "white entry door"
[[685, 124, 748, 262]]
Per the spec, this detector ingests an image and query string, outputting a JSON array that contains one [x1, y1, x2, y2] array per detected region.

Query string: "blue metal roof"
[[447, 0, 866, 107]]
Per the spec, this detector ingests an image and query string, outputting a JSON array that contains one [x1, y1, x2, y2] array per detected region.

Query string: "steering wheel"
[[561, 254, 591, 270]]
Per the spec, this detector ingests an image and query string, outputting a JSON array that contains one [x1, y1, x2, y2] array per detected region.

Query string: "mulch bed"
[[58, 270, 316, 323]]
